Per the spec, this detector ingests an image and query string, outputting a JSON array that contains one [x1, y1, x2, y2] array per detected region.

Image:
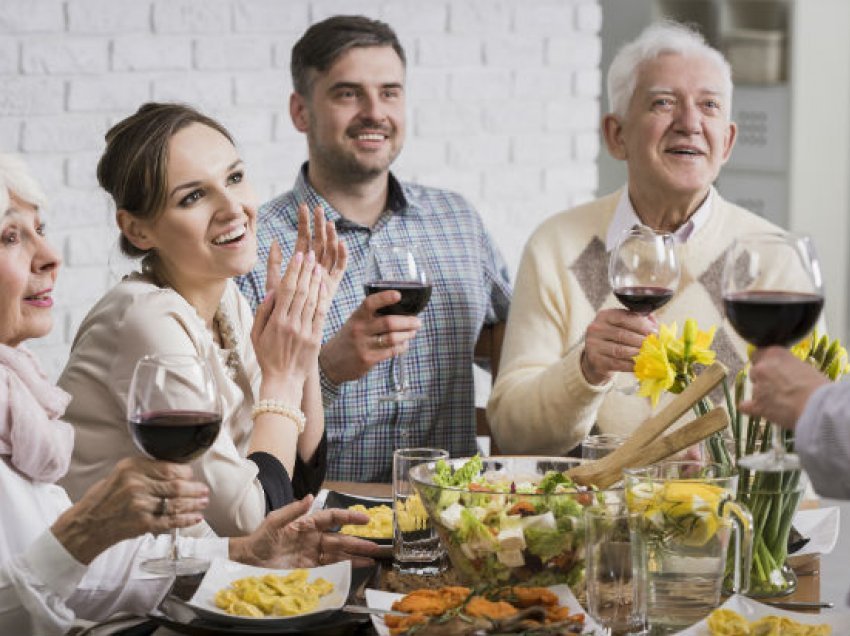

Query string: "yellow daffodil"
[[633, 332, 676, 407], [790, 333, 814, 361], [684, 319, 717, 366]]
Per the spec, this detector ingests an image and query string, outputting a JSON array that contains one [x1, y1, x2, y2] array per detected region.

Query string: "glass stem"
[[770, 423, 786, 460], [391, 351, 409, 394], [169, 527, 180, 564]]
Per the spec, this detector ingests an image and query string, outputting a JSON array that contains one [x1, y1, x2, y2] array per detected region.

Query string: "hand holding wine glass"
[[364, 244, 432, 402], [127, 353, 222, 575], [722, 232, 824, 471], [604, 226, 680, 392]]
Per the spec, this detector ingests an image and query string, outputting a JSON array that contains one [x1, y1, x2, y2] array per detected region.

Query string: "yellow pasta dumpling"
[[213, 569, 335, 618], [339, 504, 394, 539], [707, 608, 830, 636]]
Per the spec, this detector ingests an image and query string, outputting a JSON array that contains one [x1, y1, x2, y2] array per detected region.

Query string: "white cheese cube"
[[521, 511, 557, 530], [439, 503, 465, 530], [497, 525, 526, 551], [497, 549, 525, 568]]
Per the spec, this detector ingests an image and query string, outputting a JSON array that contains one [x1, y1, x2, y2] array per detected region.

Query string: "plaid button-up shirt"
[[237, 165, 512, 482]]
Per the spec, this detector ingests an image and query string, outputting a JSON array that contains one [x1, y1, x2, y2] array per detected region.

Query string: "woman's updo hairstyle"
[[97, 102, 235, 262]]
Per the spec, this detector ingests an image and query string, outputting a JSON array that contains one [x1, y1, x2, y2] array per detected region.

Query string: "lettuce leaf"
[[432, 454, 483, 488], [525, 526, 571, 562]]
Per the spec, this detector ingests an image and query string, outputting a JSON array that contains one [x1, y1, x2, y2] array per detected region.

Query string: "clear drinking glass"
[[721, 232, 824, 472], [582, 433, 626, 461], [585, 502, 648, 636], [609, 227, 680, 393], [127, 353, 222, 576], [364, 244, 432, 402], [392, 447, 448, 575]]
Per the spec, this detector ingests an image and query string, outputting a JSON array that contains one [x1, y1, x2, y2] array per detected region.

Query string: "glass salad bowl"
[[409, 456, 622, 590]]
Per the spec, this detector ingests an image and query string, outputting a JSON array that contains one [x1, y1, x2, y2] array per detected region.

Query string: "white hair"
[[607, 21, 733, 118], [0, 153, 47, 214]]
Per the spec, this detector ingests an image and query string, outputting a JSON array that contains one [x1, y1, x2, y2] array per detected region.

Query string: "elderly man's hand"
[[231, 496, 381, 569], [739, 347, 829, 429], [51, 457, 209, 565], [581, 308, 656, 385]]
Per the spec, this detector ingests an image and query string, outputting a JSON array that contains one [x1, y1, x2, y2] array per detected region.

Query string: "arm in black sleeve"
[[247, 433, 327, 514], [247, 451, 295, 513], [292, 433, 327, 499]]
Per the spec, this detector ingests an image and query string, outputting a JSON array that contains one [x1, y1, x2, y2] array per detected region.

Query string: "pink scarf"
[[0, 344, 74, 483]]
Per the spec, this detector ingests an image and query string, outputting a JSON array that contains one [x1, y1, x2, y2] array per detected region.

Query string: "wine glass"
[[364, 244, 432, 402], [127, 353, 222, 575], [609, 226, 680, 392], [722, 232, 823, 471]]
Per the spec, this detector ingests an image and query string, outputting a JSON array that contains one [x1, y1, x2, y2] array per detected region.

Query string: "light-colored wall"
[[1, 0, 603, 379]]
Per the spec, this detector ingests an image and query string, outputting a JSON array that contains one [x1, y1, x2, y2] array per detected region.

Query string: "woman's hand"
[[252, 204, 347, 401], [51, 457, 209, 565], [230, 496, 381, 569], [581, 308, 656, 385]]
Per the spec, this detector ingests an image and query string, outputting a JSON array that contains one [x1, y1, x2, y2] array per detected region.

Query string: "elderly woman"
[[488, 21, 788, 455], [0, 153, 377, 635], [59, 103, 345, 536]]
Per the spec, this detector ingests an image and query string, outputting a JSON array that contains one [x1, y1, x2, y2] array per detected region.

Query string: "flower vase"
[[726, 467, 805, 597]]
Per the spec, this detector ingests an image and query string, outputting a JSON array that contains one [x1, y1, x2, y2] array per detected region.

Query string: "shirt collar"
[[605, 185, 715, 250], [291, 163, 413, 228]]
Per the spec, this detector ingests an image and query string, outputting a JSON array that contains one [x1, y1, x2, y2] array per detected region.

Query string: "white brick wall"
[[0, 0, 602, 378]]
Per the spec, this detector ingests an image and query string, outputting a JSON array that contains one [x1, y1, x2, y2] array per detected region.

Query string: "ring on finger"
[[376, 333, 385, 348], [156, 496, 169, 517]]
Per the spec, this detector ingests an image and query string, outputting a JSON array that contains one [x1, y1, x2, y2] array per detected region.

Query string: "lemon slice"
[[626, 482, 662, 513]]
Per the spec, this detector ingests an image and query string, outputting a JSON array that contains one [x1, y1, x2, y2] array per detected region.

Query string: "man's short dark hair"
[[291, 15, 406, 97]]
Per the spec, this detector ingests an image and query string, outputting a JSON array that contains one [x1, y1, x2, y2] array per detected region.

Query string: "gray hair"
[[0, 153, 47, 213], [607, 21, 733, 118]]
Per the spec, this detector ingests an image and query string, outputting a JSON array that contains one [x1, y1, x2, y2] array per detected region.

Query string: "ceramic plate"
[[185, 557, 350, 628], [675, 593, 850, 635], [364, 584, 605, 636], [319, 489, 395, 549]]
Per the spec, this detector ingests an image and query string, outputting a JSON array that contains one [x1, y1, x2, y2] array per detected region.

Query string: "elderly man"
[[238, 16, 511, 482], [488, 22, 783, 455]]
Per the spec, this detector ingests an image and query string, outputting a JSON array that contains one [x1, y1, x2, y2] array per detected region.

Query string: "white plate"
[[186, 557, 350, 627], [675, 593, 850, 635], [365, 584, 604, 636], [792, 506, 840, 556]]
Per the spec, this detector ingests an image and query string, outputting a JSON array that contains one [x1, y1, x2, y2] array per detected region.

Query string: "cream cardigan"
[[488, 190, 784, 455]]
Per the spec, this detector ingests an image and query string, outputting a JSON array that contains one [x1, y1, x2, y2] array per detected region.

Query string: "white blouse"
[[0, 456, 228, 635]]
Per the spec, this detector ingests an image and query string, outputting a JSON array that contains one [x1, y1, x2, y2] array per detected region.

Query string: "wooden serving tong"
[[566, 362, 729, 489]]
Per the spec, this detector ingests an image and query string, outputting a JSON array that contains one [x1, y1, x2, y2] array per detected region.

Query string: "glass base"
[[379, 389, 426, 403], [738, 451, 801, 472], [392, 559, 446, 576], [744, 563, 798, 598], [140, 556, 210, 576]]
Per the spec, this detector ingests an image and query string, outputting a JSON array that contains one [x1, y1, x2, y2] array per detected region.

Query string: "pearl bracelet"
[[251, 399, 306, 435]]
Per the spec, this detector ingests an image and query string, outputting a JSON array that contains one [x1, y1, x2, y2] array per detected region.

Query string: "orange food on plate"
[[383, 585, 585, 635], [390, 585, 470, 615], [464, 596, 517, 619]]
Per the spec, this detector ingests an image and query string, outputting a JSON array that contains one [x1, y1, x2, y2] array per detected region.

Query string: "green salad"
[[419, 455, 605, 588]]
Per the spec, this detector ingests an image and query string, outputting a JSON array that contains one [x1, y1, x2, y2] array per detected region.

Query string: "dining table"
[[324, 480, 824, 608], [115, 479, 826, 636]]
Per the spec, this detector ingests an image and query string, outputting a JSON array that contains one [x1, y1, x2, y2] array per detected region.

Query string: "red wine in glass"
[[127, 353, 221, 575], [608, 227, 680, 393], [364, 281, 432, 316], [129, 409, 222, 463], [365, 245, 430, 402], [721, 232, 824, 472], [613, 285, 675, 315], [723, 291, 824, 348]]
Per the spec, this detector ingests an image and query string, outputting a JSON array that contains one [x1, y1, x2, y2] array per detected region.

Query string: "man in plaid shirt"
[[237, 15, 511, 482]]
